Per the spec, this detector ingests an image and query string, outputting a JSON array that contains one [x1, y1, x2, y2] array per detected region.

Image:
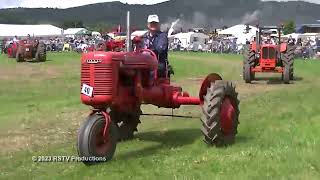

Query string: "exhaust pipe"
[[126, 11, 132, 52], [256, 29, 260, 53], [278, 26, 281, 60]]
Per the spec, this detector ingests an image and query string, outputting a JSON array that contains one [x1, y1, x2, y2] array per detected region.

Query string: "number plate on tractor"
[[26, 48, 29, 51], [81, 84, 93, 97]]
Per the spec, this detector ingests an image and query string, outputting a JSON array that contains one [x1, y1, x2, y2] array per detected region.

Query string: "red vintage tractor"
[[243, 26, 294, 84], [88, 39, 125, 52], [77, 12, 240, 165], [16, 39, 46, 62], [105, 39, 125, 52], [7, 42, 19, 58]]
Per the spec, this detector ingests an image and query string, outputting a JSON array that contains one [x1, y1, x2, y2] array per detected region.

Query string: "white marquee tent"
[[218, 24, 258, 44], [171, 32, 209, 49], [92, 31, 101, 36], [63, 28, 88, 37], [131, 30, 148, 40], [0, 24, 63, 38]]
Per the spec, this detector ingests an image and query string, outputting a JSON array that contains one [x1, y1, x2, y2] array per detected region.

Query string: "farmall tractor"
[[77, 12, 240, 165], [243, 26, 294, 84], [16, 39, 46, 62]]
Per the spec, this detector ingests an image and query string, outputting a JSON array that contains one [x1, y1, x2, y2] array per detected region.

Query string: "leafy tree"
[[89, 22, 113, 33], [61, 20, 84, 29], [283, 20, 296, 35]]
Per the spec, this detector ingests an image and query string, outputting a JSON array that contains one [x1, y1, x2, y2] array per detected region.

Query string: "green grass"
[[0, 52, 320, 180]]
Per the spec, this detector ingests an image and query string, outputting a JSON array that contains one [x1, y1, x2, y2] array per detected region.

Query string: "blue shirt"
[[141, 31, 168, 63]]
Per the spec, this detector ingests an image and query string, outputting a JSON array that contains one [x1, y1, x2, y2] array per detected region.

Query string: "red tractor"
[[243, 26, 294, 84], [77, 12, 240, 165], [88, 39, 125, 52], [7, 42, 19, 58], [16, 39, 46, 62], [105, 39, 125, 52]]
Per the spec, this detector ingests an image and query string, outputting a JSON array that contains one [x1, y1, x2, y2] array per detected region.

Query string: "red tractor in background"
[[88, 38, 125, 52], [7, 42, 18, 58], [77, 12, 240, 165], [243, 26, 294, 84], [16, 39, 46, 62], [105, 39, 125, 52]]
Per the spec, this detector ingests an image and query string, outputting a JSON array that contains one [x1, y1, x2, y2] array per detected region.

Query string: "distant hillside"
[[0, 0, 319, 30]]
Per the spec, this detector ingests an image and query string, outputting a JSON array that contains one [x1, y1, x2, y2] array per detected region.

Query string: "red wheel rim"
[[220, 97, 235, 136], [95, 127, 111, 156]]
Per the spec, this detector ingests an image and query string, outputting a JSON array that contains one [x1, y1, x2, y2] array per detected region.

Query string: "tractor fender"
[[280, 43, 287, 53], [199, 73, 222, 103]]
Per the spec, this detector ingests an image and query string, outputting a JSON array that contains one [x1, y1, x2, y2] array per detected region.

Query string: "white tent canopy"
[[0, 24, 63, 37], [282, 33, 301, 40], [172, 32, 209, 49], [63, 28, 88, 38], [64, 28, 87, 35], [92, 31, 101, 36], [131, 30, 148, 40], [218, 24, 258, 44]]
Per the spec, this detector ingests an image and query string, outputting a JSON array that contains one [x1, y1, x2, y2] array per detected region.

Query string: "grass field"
[[0, 52, 320, 180]]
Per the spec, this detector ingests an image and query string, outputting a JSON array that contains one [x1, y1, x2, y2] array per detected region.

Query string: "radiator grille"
[[94, 64, 112, 95], [81, 63, 90, 85], [81, 63, 112, 96], [262, 47, 276, 59]]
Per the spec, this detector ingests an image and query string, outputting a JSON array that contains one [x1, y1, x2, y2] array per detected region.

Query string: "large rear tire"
[[201, 81, 240, 146], [16, 47, 24, 62], [35, 42, 46, 62], [7, 45, 13, 58], [243, 47, 255, 83], [282, 46, 294, 84], [244, 63, 252, 83], [77, 113, 118, 165]]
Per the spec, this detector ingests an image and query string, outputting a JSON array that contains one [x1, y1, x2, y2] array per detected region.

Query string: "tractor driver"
[[140, 14, 169, 78], [263, 35, 275, 45]]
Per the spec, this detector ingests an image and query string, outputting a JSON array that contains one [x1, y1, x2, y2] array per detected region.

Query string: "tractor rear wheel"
[[16, 50, 24, 62], [35, 42, 46, 62], [201, 80, 240, 146], [7, 45, 14, 58], [243, 47, 255, 83], [109, 108, 142, 141], [244, 63, 252, 83], [282, 46, 294, 84], [77, 113, 118, 165]]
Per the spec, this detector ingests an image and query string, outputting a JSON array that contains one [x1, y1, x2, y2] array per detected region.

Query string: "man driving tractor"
[[262, 34, 275, 45], [140, 14, 169, 78]]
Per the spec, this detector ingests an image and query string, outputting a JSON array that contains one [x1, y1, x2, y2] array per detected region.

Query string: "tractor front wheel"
[[201, 80, 240, 146], [77, 113, 118, 165]]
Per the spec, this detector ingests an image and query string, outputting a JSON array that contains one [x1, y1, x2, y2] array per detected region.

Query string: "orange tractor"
[[16, 39, 46, 62], [243, 26, 294, 84]]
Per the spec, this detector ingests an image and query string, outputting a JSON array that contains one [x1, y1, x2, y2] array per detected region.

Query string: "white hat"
[[148, 14, 160, 23]]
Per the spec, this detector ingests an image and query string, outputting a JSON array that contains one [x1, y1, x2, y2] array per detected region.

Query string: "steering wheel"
[[139, 49, 158, 61], [139, 49, 159, 79]]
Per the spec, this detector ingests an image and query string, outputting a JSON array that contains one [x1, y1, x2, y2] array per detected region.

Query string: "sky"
[[0, 0, 168, 9], [0, 0, 319, 9]]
